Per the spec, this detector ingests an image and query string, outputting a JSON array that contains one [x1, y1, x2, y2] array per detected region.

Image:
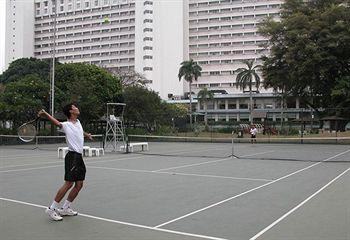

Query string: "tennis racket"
[[18, 116, 40, 142]]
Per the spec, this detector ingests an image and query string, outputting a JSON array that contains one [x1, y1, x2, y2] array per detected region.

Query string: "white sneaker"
[[57, 207, 78, 216], [45, 207, 63, 221]]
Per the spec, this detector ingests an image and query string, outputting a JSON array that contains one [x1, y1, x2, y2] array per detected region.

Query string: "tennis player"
[[250, 124, 257, 144], [38, 104, 92, 221]]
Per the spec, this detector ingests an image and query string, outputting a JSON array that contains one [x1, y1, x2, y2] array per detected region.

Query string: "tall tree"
[[259, 0, 350, 117], [0, 58, 52, 84], [197, 87, 214, 127], [234, 60, 262, 123], [123, 85, 180, 132], [107, 68, 149, 87], [0, 60, 122, 131], [54, 63, 122, 123], [331, 76, 350, 117], [178, 59, 202, 129], [0, 74, 50, 127]]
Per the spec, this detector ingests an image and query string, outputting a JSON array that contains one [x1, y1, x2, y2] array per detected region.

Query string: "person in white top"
[[38, 103, 92, 221], [250, 124, 258, 144]]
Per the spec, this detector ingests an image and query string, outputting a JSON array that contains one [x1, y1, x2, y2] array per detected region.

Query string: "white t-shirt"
[[250, 127, 257, 136], [61, 120, 84, 154]]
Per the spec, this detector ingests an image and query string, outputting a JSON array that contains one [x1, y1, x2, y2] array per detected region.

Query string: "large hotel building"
[[6, 0, 304, 122]]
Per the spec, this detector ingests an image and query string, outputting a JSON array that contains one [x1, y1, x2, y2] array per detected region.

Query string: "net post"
[[35, 135, 38, 149], [125, 134, 129, 154], [300, 108, 304, 144], [231, 131, 234, 158]]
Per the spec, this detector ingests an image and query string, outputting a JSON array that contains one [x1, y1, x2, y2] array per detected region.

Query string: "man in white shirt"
[[250, 124, 257, 144], [39, 103, 92, 221]]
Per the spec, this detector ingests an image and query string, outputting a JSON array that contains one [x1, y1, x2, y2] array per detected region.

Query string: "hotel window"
[[207, 101, 214, 110], [228, 101, 236, 109], [218, 101, 226, 109], [239, 103, 248, 109]]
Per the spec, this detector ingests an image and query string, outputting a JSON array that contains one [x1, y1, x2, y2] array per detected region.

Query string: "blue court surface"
[[1, 141, 349, 240]]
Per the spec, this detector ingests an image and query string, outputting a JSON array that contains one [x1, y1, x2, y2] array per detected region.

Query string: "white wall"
[[152, 0, 185, 99], [0, 0, 6, 73], [5, 0, 35, 70]]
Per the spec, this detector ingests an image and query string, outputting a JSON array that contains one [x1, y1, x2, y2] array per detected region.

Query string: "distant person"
[[38, 104, 92, 221], [250, 124, 257, 144]]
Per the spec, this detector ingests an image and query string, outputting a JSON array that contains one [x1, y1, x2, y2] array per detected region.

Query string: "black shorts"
[[64, 151, 86, 182], [251, 134, 256, 138]]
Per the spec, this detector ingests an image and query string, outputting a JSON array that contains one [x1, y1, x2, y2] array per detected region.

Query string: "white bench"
[[87, 147, 105, 157], [83, 146, 91, 156], [58, 147, 69, 158], [58, 146, 104, 158], [120, 142, 148, 152]]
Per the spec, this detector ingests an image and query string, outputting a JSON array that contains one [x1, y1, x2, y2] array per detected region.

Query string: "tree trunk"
[[249, 84, 253, 124], [204, 101, 208, 127], [189, 82, 193, 130]]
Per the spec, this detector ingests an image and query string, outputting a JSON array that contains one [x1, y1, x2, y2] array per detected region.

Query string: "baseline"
[[0, 197, 227, 240]]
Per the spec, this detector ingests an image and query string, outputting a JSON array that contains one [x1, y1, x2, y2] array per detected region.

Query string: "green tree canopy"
[[197, 87, 214, 126], [178, 59, 202, 129], [0, 74, 50, 126], [0, 58, 52, 84], [123, 85, 186, 132], [0, 58, 122, 127], [234, 60, 261, 91], [55, 63, 122, 122], [259, 0, 350, 115], [234, 60, 262, 123]]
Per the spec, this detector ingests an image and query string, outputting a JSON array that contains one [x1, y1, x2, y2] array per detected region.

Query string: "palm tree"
[[178, 59, 202, 130], [197, 87, 214, 127], [234, 60, 262, 124]]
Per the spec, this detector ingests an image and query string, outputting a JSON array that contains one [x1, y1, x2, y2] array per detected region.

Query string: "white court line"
[[0, 197, 227, 240], [0, 153, 151, 170], [152, 151, 275, 172], [154, 149, 350, 228], [0, 161, 62, 169], [249, 167, 350, 240], [0, 165, 62, 173], [88, 165, 273, 182], [158, 171, 273, 182], [0, 152, 55, 159], [0, 145, 233, 171]]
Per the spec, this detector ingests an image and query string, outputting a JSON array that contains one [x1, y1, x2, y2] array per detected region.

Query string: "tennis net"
[[0, 134, 104, 151], [126, 134, 350, 162]]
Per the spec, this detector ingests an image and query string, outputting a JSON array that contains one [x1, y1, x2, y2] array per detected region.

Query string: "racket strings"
[[18, 124, 37, 142]]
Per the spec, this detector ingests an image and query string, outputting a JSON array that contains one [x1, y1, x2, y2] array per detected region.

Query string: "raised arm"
[[38, 109, 62, 128]]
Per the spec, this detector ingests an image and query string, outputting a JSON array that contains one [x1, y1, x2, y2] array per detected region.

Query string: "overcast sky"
[[0, 0, 5, 73]]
